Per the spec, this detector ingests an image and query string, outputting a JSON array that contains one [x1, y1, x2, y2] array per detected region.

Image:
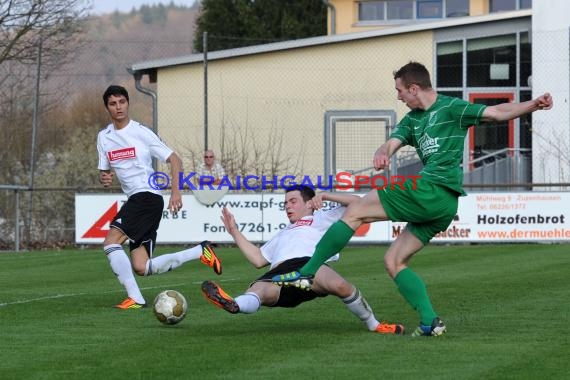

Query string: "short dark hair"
[[103, 85, 129, 106], [393, 61, 432, 89], [285, 185, 315, 202]]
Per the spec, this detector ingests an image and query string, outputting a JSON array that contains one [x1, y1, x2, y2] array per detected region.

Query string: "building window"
[[358, 1, 414, 21], [437, 40, 463, 87], [417, 0, 442, 18], [358, 0, 471, 21], [520, 32, 531, 87], [519, 90, 532, 149], [467, 34, 516, 87], [358, 1, 385, 21], [436, 31, 530, 89], [490, 0, 516, 12], [490, 0, 531, 12], [439, 91, 463, 99], [446, 0, 469, 17], [387, 0, 414, 19]]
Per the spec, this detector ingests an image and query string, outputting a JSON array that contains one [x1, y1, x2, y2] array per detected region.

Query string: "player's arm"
[[97, 135, 114, 187], [308, 192, 360, 210], [373, 138, 403, 171], [220, 207, 269, 268], [166, 152, 183, 213], [482, 93, 553, 122]]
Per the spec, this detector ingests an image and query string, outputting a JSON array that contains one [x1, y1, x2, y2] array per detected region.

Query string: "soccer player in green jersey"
[[273, 61, 553, 336]]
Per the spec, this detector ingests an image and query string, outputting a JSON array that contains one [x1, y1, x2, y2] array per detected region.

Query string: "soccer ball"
[[153, 290, 188, 325]]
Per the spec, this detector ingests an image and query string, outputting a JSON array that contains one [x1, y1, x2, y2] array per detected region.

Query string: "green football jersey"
[[390, 94, 486, 195]]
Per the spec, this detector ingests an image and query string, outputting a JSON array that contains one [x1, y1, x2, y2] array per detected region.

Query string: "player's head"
[[103, 85, 130, 123], [284, 185, 316, 223], [393, 61, 432, 110], [393, 61, 432, 89], [103, 85, 129, 107]]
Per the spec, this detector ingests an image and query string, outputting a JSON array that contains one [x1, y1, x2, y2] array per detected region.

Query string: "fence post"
[[15, 189, 20, 252]]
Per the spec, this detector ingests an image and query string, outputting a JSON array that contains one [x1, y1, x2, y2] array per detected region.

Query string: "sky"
[[89, 0, 198, 15]]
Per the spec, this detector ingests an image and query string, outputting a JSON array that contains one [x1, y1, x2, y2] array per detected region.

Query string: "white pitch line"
[[0, 278, 243, 308]]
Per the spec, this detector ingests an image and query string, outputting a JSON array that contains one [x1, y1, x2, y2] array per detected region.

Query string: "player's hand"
[[221, 207, 238, 234], [168, 191, 182, 214], [99, 170, 114, 188], [373, 149, 390, 171], [535, 93, 553, 110], [308, 194, 324, 210]]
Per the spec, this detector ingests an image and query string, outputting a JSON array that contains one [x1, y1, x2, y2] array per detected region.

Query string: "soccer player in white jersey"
[[97, 85, 222, 309], [201, 185, 404, 334]]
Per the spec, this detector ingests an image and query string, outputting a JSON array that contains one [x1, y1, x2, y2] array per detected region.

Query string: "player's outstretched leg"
[[271, 271, 314, 290], [199, 241, 222, 275], [144, 241, 222, 276], [273, 220, 355, 288], [114, 297, 146, 309], [201, 280, 239, 314], [411, 317, 446, 337], [375, 321, 405, 335]]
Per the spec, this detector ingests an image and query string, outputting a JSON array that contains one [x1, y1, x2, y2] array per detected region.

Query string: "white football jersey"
[[97, 120, 173, 197], [260, 205, 345, 268]]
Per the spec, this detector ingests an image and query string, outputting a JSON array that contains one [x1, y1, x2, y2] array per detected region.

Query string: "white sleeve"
[[141, 125, 173, 163], [259, 234, 278, 264], [97, 131, 110, 171]]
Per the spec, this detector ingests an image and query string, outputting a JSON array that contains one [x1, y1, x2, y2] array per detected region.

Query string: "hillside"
[[51, 5, 199, 94]]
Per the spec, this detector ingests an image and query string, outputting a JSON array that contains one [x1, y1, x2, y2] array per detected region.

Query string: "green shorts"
[[378, 178, 458, 244]]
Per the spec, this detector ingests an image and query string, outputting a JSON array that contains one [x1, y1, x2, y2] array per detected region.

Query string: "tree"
[[0, 1, 90, 182], [193, 0, 326, 52], [15, 88, 109, 245], [0, 0, 89, 65]]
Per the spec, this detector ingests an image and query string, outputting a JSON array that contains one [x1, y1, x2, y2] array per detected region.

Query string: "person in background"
[[196, 149, 226, 186]]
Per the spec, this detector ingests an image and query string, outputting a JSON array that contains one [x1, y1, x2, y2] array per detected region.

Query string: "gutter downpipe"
[[129, 68, 158, 169]]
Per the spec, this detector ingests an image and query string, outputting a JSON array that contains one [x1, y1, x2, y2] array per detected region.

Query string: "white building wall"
[[532, 0, 570, 185]]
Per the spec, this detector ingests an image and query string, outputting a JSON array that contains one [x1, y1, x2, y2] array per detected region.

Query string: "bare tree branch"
[[0, 0, 89, 65]]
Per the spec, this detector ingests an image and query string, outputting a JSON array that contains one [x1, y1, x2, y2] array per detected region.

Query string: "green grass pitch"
[[0, 244, 568, 379]]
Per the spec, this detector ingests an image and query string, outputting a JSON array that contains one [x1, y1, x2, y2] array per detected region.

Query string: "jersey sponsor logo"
[[294, 219, 313, 227], [418, 132, 440, 157], [285, 218, 314, 230], [108, 147, 136, 161]]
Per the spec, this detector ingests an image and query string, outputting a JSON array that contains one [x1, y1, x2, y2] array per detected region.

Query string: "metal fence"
[[1, 17, 569, 250]]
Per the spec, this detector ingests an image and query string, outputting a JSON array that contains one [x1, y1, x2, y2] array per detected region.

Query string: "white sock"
[[342, 288, 380, 331], [235, 292, 261, 314], [144, 245, 202, 275], [105, 244, 145, 304]]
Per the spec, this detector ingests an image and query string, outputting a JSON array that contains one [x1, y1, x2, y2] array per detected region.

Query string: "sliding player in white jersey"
[[97, 85, 221, 309], [201, 185, 404, 334]]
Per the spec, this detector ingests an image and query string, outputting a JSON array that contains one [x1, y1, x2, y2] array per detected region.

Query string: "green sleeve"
[[389, 115, 412, 145], [451, 99, 487, 129]]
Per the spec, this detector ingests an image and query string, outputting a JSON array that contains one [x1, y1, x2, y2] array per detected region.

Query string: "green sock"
[[394, 267, 437, 326], [300, 220, 354, 276]]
